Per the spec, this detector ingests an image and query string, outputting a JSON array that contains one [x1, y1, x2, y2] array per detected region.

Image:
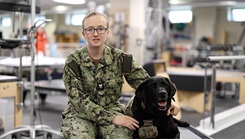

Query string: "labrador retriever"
[[126, 76, 190, 139]]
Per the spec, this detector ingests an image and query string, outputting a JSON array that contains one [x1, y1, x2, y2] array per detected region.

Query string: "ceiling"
[[39, 0, 109, 14], [39, 0, 245, 14], [168, 0, 245, 6], [0, 0, 245, 15]]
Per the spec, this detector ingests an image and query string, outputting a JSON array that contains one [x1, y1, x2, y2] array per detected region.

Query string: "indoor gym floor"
[[1, 89, 245, 139]]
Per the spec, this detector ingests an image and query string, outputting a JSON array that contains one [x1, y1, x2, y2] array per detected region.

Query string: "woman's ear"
[[82, 31, 86, 39], [106, 29, 110, 35]]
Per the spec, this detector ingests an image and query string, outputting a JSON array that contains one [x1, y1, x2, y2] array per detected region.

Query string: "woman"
[[60, 11, 180, 139]]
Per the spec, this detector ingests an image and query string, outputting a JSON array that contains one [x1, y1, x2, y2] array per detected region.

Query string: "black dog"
[[126, 76, 190, 139]]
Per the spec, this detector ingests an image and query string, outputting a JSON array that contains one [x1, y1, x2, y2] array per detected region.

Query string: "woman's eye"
[[98, 27, 104, 31], [87, 28, 93, 31]]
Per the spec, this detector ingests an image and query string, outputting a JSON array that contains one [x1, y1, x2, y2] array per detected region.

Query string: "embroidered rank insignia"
[[96, 83, 104, 90]]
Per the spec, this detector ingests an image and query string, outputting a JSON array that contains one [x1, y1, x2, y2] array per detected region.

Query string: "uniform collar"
[[80, 45, 114, 68]]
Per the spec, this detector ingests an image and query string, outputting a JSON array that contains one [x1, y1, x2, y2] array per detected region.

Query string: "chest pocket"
[[104, 77, 124, 95], [81, 78, 95, 92]]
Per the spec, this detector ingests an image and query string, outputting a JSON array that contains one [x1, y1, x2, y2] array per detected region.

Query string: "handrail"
[[207, 55, 245, 129], [207, 55, 245, 61]]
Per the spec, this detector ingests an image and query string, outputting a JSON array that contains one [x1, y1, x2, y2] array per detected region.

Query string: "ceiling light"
[[53, 0, 85, 5], [54, 6, 68, 11], [169, 10, 192, 23], [169, 0, 185, 5]]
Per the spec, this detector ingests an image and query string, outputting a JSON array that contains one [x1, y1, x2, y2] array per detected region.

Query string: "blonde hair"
[[82, 11, 109, 29]]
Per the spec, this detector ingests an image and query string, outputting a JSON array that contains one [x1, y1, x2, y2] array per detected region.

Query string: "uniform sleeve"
[[124, 59, 150, 89], [62, 56, 116, 125]]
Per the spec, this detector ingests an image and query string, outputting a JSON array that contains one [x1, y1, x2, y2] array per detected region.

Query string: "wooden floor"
[[0, 91, 244, 139]]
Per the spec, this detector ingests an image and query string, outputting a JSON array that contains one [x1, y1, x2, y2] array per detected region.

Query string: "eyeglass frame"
[[83, 27, 108, 35]]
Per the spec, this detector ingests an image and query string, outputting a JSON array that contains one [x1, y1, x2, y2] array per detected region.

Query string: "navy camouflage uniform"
[[60, 45, 149, 139]]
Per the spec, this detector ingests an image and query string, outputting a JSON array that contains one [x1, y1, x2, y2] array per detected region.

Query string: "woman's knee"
[[99, 125, 133, 139], [110, 127, 132, 139], [60, 117, 97, 139]]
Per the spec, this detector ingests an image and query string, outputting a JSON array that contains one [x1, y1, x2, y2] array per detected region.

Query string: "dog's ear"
[[165, 77, 177, 98], [135, 79, 148, 106]]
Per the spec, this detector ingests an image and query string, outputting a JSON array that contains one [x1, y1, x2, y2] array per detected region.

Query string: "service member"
[[60, 11, 180, 139]]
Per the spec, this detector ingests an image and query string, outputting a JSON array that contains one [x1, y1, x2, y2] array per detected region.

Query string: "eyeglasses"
[[84, 27, 108, 35]]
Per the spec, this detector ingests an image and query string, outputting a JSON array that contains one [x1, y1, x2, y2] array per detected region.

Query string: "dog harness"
[[138, 120, 158, 138]]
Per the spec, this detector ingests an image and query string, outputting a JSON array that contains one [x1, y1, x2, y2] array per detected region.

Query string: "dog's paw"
[[173, 118, 190, 127], [182, 121, 190, 127]]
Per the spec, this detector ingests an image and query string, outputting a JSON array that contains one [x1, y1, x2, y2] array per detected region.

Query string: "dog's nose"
[[159, 91, 167, 100]]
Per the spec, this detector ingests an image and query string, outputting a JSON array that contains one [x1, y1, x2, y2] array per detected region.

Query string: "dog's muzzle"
[[157, 88, 168, 111]]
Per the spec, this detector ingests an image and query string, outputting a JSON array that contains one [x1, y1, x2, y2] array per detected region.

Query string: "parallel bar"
[[207, 55, 245, 129], [207, 55, 245, 61]]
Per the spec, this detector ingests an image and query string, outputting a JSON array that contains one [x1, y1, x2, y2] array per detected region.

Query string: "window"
[[34, 15, 46, 27], [168, 10, 192, 23], [1, 16, 11, 27], [53, 0, 85, 5], [71, 14, 85, 25], [228, 8, 245, 22], [66, 13, 86, 25], [28, 15, 46, 27]]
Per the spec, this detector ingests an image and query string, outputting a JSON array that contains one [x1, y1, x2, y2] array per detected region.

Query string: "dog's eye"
[[149, 83, 156, 88], [149, 84, 153, 88], [160, 81, 168, 87]]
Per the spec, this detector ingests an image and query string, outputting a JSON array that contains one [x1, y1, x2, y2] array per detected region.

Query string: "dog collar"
[[143, 120, 154, 126]]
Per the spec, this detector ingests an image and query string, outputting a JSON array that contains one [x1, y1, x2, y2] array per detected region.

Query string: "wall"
[[108, 0, 130, 51], [193, 7, 217, 45], [193, 7, 245, 46], [128, 0, 146, 65], [214, 7, 244, 45], [47, 14, 82, 35]]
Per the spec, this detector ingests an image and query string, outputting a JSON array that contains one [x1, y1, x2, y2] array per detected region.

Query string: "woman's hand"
[[112, 115, 139, 130], [167, 100, 180, 116]]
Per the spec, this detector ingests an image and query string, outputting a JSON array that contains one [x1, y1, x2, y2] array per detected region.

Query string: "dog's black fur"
[[131, 76, 190, 139]]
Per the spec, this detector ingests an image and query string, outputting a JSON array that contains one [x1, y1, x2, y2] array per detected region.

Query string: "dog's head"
[[135, 76, 176, 116]]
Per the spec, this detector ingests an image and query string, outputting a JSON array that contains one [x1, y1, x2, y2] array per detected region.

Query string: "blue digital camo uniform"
[[60, 45, 149, 139]]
